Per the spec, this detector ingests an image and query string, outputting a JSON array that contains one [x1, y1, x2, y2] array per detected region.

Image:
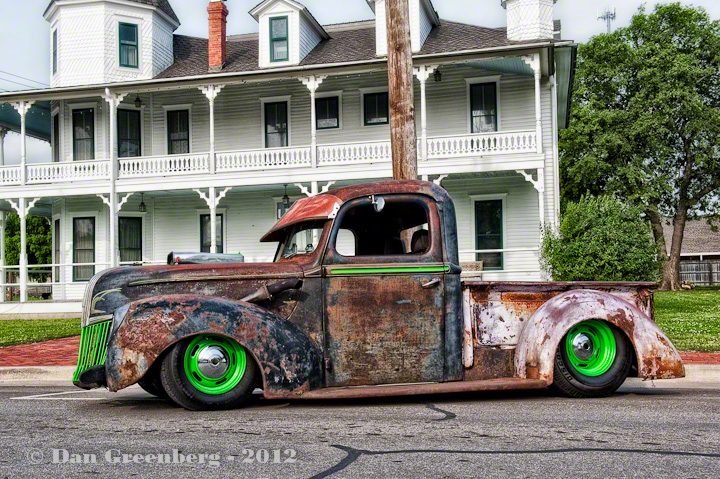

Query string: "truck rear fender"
[[514, 290, 685, 384], [105, 294, 323, 398]]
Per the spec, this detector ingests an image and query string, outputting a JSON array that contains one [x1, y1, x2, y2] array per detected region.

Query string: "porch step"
[[0, 301, 82, 320], [300, 378, 547, 400]]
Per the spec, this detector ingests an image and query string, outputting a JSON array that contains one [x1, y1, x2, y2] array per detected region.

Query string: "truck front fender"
[[514, 290, 685, 384], [105, 294, 323, 398]]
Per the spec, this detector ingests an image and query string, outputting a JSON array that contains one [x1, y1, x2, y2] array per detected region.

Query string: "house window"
[[118, 109, 141, 158], [119, 23, 138, 68], [269, 16, 289, 62], [72, 108, 94, 161], [264, 101, 288, 147], [53, 219, 60, 282], [316, 96, 339, 130], [167, 110, 190, 154], [73, 217, 95, 281], [119, 217, 142, 263], [474, 199, 503, 270], [52, 114, 60, 163], [200, 214, 223, 253], [363, 92, 389, 126], [470, 83, 498, 133], [52, 30, 58, 75]]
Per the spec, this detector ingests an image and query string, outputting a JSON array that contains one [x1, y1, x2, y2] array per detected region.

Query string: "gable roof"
[[155, 19, 563, 80], [44, 0, 179, 24], [663, 219, 720, 255]]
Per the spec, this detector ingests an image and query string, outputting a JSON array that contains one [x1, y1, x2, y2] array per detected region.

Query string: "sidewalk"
[[1, 335, 720, 367]]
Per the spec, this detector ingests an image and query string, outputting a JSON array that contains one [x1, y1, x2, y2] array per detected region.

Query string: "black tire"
[[551, 324, 632, 398], [160, 336, 259, 411], [137, 366, 169, 399]]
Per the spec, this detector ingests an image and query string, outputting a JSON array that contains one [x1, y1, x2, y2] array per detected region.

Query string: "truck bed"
[[459, 281, 656, 381]]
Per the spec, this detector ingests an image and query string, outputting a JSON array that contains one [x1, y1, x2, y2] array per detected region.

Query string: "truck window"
[[333, 199, 430, 256], [275, 220, 325, 261]]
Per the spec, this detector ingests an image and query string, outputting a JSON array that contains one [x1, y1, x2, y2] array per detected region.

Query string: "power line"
[[0, 70, 49, 87], [0, 75, 41, 90]]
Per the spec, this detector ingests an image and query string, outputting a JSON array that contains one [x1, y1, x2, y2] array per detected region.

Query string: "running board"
[[300, 378, 548, 400]]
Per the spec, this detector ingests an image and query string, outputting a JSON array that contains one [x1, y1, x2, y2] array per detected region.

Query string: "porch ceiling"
[[0, 102, 52, 142]]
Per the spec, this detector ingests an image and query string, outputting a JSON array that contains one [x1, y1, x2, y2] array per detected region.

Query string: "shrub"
[[540, 196, 659, 282]]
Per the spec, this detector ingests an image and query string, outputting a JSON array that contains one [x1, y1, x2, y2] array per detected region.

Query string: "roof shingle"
[[155, 19, 563, 80], [663, 219, 720, 255]]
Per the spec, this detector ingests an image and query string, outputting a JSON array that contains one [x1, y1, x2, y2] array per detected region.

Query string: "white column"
[[209, 186, 217, 253], [199, 84, 225, 175], [516, 169, 545, 226], [0, 212, 5, 302], [194, 187, 230, 255], [522, 54, 543, 154], [12, 101, 34, 185], [300, 76, 326, 168], [104, 89, 126, 268], [413, 65, 437, 162], [19, 199, 27, 302], [8, 198, 38, 303], [0, 127, 7, 166]]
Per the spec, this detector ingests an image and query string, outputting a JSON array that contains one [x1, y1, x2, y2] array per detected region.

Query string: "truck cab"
[[74, 180, 684, 410]]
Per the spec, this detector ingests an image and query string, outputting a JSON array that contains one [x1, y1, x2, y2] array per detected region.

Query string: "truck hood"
[[84, 261, 305, 325]]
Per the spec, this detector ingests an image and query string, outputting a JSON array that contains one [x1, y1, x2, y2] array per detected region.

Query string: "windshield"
[[274, 220, 326, 262]]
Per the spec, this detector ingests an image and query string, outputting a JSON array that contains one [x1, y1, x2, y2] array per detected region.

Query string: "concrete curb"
[[1, 364, 719, 388]]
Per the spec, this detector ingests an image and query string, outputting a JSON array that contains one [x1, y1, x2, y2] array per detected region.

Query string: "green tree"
[[541, 196, 659, 282], [4, 213, 52, 266], [559, 3, 720, 290]]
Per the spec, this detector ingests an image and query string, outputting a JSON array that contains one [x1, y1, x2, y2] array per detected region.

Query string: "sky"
[[1, 0, 720, 163]]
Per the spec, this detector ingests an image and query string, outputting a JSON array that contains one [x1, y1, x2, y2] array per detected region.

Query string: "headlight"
[[80, 270, 113, 328]]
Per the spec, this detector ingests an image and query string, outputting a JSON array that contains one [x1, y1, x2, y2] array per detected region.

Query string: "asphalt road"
[[0, 378, 719, 478]]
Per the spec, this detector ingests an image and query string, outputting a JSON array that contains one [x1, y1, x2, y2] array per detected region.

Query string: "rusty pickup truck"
[[74, 180, 684, 410]]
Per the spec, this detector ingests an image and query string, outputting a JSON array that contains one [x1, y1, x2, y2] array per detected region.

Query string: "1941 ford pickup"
[[74, 180, 685, 410]]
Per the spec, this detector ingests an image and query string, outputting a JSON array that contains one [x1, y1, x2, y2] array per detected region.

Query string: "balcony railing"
[[119, 153, 210, 178], [1, 130, 537, 186], [217, 146, 312, 172]]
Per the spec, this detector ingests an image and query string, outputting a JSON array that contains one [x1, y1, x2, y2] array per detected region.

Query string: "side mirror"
[[371, 195, 385, 213]]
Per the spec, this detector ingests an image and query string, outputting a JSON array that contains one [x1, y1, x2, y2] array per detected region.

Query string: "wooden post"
[[386, 0, 417, 180]]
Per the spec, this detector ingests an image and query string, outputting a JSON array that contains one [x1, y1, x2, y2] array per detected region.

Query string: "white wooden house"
[[0, 0, 576, 315]]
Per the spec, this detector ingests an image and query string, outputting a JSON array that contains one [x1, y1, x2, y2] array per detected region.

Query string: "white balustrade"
[[26, 160, 110, 184], [119, 153, 210, 178], [427, 131, 537, 158], [317, 140, 392, 166], [0, 166, 22, 185], [217, 146, 311, 172]]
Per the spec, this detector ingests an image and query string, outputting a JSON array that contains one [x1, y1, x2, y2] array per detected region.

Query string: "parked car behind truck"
[[74, 181, 684, 410]]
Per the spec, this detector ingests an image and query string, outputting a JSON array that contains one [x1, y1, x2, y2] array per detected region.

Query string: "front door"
[[322, 194, 446, 387]]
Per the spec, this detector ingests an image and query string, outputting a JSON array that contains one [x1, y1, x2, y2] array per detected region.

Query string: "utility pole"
[[597, 6, 616, 34], [386, 0, 417, 180]]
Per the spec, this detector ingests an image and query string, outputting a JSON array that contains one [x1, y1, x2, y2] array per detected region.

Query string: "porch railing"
[[427, 130, 537, 159], [119, 153, 210, 178], [217, 146, 312, 171], [2, 130, 536, 186]]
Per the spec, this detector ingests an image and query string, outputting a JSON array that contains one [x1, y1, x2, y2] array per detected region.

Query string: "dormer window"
[[119, 23, 138, 68], [269, 16, 289, 62]]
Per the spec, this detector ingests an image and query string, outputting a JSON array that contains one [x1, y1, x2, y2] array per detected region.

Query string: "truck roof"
[[260, 180, 450, 242]]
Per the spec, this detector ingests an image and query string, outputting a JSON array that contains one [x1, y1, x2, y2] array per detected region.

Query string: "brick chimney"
[[207, 1, 228, 72]]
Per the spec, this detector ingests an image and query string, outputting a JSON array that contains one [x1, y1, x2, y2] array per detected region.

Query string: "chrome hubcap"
[[196, 345, 229, 379], [572, 333, 594, 361]]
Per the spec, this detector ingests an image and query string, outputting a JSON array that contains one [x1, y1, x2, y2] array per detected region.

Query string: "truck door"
[[322, 194, 446, 387]]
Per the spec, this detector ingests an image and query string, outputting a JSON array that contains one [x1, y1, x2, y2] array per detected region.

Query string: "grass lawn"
[[655, 287, 720, 352], [0, 318, 80, 348]]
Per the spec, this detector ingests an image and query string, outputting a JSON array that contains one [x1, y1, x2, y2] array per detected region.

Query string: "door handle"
[[421, 278, 441, 289]]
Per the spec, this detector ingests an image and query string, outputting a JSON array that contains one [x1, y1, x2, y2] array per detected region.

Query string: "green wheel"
[[564, 320, 616, 377], [160, 334, 259, 410], [552, 320, 633, 398], [183, 335, 247, 395]]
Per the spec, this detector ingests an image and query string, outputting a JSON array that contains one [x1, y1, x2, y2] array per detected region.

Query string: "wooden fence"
[[680, 260, 720, 286]]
